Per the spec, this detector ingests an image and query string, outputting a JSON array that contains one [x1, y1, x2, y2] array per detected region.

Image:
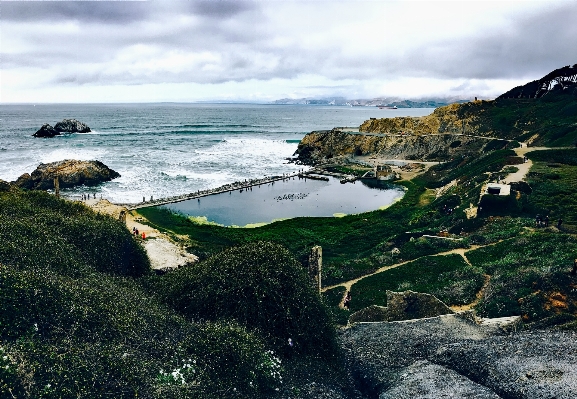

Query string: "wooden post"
[[309, 246, 322, 294], [54, 175, 60, 198]]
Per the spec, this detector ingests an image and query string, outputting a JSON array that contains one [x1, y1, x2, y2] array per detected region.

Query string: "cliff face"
[[295, 128, 507, 165], [359, 103, 479, 136]]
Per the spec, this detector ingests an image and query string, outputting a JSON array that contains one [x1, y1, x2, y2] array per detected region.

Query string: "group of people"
[[81, 193, 99, 201], [535, 215, 563, 229], [132, 226, 146, 240]]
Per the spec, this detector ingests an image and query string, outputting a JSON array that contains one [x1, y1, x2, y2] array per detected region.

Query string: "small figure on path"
[[558, 218, 563, 229], [343, 291, 351, 309], [572, 259, 577, 276], [545, 215, 549, 227]]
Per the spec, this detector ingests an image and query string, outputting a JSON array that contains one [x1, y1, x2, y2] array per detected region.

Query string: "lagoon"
[[161, 176, 405, 226]]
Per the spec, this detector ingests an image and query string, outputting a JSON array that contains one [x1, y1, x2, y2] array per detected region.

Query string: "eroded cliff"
[[295, 128, 509, 165]]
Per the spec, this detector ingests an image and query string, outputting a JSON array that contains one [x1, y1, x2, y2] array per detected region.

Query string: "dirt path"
[[327, 241, 507, 310], [328, 246, 488, 309], [504, 145, 570, 183], [85, 199, 197, 270]]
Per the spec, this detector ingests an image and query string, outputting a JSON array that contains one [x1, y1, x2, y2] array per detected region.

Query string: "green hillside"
[[0, 190, 343, 398]]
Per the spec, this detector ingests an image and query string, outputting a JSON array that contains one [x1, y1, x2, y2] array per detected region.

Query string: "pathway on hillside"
[[86, 199, 198, 270], [324, 242, 506, 310]]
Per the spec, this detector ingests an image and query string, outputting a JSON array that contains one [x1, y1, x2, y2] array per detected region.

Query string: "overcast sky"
[[1, 0, 576, 103]]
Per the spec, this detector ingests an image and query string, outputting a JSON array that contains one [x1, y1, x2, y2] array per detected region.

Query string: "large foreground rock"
[[33, 119, 91, 137], [13, 160, 120, 190], [341, 314, 577, 398]]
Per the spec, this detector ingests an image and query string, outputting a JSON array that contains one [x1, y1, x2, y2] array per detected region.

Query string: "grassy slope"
[[457, 91, 577, 146], [0, 191, 343, 398]]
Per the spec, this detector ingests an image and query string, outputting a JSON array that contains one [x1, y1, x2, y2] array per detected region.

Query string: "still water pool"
[[161, 176, 405, 226]]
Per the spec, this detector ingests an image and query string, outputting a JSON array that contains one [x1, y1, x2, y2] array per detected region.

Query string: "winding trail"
[[325, 242, 505, 310]]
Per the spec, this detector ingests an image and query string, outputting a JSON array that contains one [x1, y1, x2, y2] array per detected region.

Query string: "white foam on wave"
[[39, 148, 107, 164]]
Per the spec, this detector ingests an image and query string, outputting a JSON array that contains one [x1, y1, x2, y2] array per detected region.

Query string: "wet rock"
[[33, 119, 91, 138], [33, 123, 61, 138], [12, 160, 120, 190], [54, 119, 91, 133]]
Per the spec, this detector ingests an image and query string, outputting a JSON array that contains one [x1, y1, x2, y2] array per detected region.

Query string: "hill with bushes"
[[0, 189, 348, 398]]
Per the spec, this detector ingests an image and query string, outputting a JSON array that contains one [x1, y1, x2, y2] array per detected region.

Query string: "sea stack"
[[33, 119, 91, 137], [12, 160, 120, 190]]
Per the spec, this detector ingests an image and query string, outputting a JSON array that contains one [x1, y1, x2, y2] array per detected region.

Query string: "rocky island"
[[12, 159, 120, 190], [33, 118, 91, 137]]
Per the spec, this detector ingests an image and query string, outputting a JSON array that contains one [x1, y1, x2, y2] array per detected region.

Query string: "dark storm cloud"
[[0, 1, 150, 24]]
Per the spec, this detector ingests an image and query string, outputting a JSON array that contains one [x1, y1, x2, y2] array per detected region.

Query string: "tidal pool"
[[161, 176, 405, 227]]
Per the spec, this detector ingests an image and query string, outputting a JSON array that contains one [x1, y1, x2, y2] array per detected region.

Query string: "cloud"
[[1, 0, 576, 102], [0, 0, 150, 24]]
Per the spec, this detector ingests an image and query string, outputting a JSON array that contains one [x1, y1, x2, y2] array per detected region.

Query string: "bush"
[[156, 242, 338, 360], [0, 191, 150, 277]]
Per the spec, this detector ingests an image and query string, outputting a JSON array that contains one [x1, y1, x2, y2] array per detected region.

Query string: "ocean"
[[0, 103, 432, 204]]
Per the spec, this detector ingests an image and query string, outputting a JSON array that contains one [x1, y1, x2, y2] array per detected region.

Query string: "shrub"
[[0, 191, 150, 277], [156, 242, 338, 360]]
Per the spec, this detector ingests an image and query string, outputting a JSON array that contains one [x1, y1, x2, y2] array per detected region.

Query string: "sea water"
[[0, 103, 432, 206]]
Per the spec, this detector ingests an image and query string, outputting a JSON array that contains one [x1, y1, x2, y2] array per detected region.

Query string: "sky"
[[1, 0, 576, 103]]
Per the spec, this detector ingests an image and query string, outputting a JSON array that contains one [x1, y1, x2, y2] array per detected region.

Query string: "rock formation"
[[33, 123, 61, 138], [33, 119, 91, 137], [294, 128, 507, 165], [0, 179, 13, 192], [12, 160, 120, 190], [348, 291, 454, 324], [341, 314, 577, 398], [53, 119, 91, 133]]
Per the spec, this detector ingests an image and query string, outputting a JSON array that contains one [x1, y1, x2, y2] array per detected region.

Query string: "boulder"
[[348, 291, 454, 324], [386, 290, 454, 321], [349, 305, 388, 323], [33, 123, 61, 138], [54, 119, 91, 133], [12, 160, 120, 190]]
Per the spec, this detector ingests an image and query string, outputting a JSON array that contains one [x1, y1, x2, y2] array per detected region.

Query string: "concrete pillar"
[[309, 246, 322, 294], [53, 175, 60, 198]]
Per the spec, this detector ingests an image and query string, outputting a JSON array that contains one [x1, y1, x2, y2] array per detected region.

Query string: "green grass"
[[525, 149, 577, 223], [322, 286, 350, 326], [349, 254, 484, 313], [456, 92, 577, 146], [466, 232, 577, 321]]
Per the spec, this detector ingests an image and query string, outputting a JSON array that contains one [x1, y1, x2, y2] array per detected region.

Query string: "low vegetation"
[[349, 254, 483, 313], [0, 191, 343, 398]]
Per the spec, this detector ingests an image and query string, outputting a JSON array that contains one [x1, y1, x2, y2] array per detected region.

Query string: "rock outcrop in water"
[[13, 160, 120, 190], [33, 119, 91, 137], [33, 123, 61, 138]]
